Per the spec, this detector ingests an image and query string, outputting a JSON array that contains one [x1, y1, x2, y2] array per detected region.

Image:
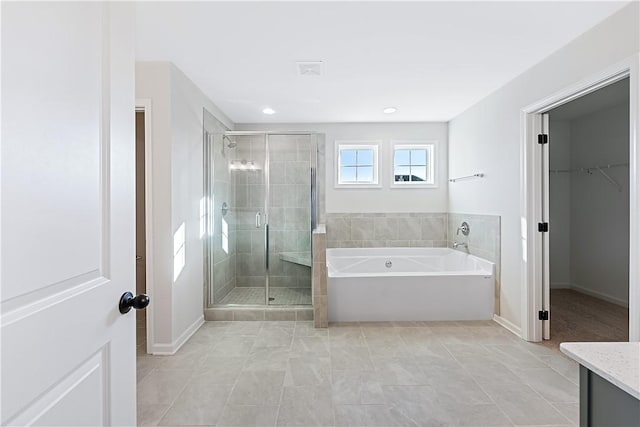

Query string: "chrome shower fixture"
[[221, 135, 237, 155], [223, 135, 237, 148]]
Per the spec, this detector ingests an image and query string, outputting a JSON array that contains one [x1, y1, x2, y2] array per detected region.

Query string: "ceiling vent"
[[297, 61, 323, 76]]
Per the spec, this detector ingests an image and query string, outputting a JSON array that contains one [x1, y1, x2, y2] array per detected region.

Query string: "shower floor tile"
[[219, 287, 312, 305]]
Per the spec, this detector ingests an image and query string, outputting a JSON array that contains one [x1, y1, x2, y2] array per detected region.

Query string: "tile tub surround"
[[137, 320, 580, 427], [325, 212, 499, 257], [447, 213, 500, 264], [448, 213, 501, 315], [313, 225, 328, 328], [326, 213, 448, 249]]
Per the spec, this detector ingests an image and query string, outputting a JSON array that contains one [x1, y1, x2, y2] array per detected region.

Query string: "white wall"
[[569, 103, 630, 304], [136, 62, 173, 346], [549, 120, 572, 287], [448, 3, 639, 329], [237, 122, 448, 213], [136, 61, 233, 352]]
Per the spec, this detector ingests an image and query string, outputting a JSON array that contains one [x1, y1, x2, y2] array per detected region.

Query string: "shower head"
[[223, 135, 237, 148]]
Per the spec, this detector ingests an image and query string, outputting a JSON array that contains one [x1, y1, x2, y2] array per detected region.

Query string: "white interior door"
[[541, 113, 551, 340], [1, 3, 137, 426]]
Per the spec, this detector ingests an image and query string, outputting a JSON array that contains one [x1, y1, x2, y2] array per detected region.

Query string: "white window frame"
[[390, 141, 437, 188], [334, 140, 381, 188]]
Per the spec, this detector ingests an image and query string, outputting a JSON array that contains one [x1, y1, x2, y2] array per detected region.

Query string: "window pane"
[[411, 165, 427, 182], [394, 149, 410, 166], [357, 166, 373, 182], [341, 166, 357, 182], [394, 165, 411, 182], [357, 149, 373, 166], [410, 149, 427, 165], [341, 149, 357, 166]]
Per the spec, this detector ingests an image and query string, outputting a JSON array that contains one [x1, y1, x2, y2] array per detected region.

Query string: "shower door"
[[266, 134, 313, 306], [204, 131, 315, 306], [230, 134, 269, 305]]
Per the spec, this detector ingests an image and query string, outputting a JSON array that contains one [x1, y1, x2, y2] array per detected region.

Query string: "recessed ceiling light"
[[262, 107, 276, 115], [383, 107, 397, 114], [297, 61, 323, 76]]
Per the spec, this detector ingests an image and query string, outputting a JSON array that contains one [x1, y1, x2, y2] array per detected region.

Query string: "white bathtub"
[[327, 247, 495, 322]]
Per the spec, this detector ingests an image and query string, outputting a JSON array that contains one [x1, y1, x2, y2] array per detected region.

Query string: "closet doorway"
[[135, 99, 153, 355], [543, 78, 630, 348]]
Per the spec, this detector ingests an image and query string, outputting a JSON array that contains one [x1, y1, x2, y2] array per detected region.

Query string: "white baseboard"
[[570, 284, 629, 308], [150, 315, 204, 355], [493, 314, 522, 338]]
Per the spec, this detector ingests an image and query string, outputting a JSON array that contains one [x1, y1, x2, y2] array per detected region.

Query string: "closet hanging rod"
[[549, 163, 626, 192], [449, 173, 484, 183], [549, 162, 628, 174]]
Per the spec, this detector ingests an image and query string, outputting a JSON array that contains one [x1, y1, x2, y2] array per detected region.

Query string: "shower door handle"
[[265, 223, 269, 269], [255, 212, 261, 228]]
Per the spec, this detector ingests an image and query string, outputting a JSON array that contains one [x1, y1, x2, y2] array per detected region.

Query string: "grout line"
[[213, 343, 249, 425], [386, 328, 433, 427], [457, 341, 574, 426], [440, 341, 515, 426], [328, 324, 337, 427], [148, 368, 193, 426], [140, 320, 577, 427]]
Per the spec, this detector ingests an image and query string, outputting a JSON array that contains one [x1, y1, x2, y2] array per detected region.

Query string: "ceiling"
[[549, 77, 629, 120], [135, 1, 630, 124]]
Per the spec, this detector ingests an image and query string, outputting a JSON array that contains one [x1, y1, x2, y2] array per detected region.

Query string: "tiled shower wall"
[[207, 118, 236, 304], [267, 135, 312, 289], [233, 135, 267, 288], [312, 226, 327, 328]]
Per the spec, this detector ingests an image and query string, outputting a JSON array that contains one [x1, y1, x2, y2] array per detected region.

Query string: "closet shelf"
[[550, 162, 628, 192]]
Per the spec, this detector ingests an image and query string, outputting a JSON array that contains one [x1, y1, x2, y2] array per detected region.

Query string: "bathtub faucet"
[[453, 241, 468, 249], [456, 221, 470, 236]]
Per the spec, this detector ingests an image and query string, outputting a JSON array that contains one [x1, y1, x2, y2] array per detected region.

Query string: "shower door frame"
[[220, 130, 318, 306]]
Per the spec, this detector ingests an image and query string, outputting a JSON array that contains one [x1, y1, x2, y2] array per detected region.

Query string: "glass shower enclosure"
[[203, 131, 317, 307]]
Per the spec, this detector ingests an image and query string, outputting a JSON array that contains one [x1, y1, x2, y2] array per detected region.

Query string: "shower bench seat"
[[279, 251, 312, 267]]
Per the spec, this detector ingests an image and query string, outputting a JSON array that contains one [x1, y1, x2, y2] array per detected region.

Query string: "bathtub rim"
[[325, 247, 495, 279]]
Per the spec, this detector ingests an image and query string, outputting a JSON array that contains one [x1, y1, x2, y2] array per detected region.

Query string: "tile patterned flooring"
[[137, 320, 580, 427], [219, 287, 313, 306]]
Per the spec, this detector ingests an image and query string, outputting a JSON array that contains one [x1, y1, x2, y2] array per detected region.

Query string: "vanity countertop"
[[560, 342, 640, 400]]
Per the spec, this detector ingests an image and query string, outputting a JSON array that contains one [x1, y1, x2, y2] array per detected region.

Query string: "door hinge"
[[538, 222, 549, 232], [538, 310, 549, 321], [538, 134, 548, 144]]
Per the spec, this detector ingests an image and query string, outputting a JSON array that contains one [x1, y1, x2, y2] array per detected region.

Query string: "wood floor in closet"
[[543, 288, 629, 350]]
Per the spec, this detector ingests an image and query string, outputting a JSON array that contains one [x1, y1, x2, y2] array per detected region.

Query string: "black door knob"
[[119, 292, 150, 314]]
